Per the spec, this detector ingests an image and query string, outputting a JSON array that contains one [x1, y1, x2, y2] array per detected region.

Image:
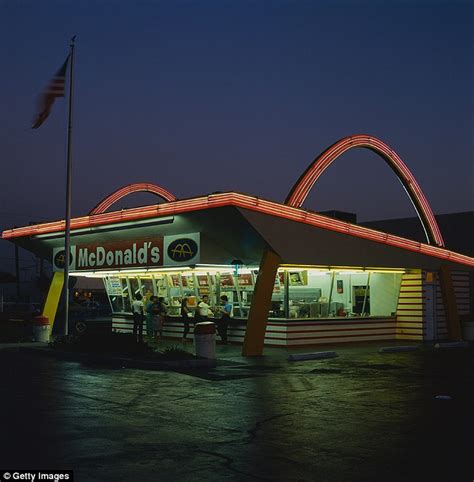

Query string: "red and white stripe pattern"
[[45, 72, 66, 96], [396, 270, 472, 341], [396, 271, 424, 340], [435, 270, 471, 339], [112, 315, 397, 346], [113, 268, 472, 346], [32, 55, 69, 129]]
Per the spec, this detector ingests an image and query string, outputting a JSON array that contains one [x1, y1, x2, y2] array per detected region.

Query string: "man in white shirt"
[[195, 295, 213, 322]]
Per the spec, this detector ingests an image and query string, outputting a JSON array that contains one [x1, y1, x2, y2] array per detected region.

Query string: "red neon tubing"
[[285, 135, 445, 247], [89, 183, 177, 215], [3, 192, 473, 267]]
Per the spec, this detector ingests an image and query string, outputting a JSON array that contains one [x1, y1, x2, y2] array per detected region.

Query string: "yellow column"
[[42, 272, 65, 332], [242, 249, 281, 356], [439, 264, 462, 340]]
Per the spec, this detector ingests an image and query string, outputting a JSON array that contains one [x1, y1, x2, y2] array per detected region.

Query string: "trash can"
[[33, 315, 50, 343], [194, 322, 216, 359]]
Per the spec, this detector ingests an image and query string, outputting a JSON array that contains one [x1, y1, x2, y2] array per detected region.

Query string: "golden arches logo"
[[53, 249, 74, 269], [171, 243, 193, 258], [55, 253, 66, 267], [167, 238, 198, 262]]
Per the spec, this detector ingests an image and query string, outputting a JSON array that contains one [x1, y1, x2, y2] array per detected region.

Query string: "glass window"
[[139, 277, 155, 304], [105, 276, 131, 313], [129, 278, 141, 299], [104, 268, 402, 320], [285, 269, 402, 319], [287, 270, 326, 319], [154, 275, 168, 298]]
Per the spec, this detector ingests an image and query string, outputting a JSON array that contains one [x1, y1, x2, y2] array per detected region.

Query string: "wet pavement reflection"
[[1, 343, 473, 481]]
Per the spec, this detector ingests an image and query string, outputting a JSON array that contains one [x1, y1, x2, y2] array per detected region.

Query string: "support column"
[[439, 264, 461, 340], [15, 244, 20, 300], [42, 272, 65, 333], [242, 249, 281, 356]]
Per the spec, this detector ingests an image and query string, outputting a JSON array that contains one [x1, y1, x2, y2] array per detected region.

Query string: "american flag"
[[32, 55, 70, 129]]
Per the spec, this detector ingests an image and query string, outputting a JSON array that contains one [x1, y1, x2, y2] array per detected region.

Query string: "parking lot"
[[1, 342, 473, 481]]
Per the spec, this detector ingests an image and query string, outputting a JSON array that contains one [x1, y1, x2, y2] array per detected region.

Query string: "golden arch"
[[285, 135, 444, 247], [89, 183, 177, 215], [171, 243, 193, 258]]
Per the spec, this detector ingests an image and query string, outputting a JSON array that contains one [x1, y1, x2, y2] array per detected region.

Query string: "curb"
[[379, 346, 420, 353], [288, 351, 338, 361], [434, 341, 470, 349], [0, 342, 48, 351], [18, 346, 217, 370]]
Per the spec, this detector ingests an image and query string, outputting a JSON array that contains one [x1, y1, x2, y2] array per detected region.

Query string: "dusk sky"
[[0, 0, 472, 271]]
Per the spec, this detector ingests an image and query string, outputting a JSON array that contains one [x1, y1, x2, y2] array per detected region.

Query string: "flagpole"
[[63, 35, 76, 336]]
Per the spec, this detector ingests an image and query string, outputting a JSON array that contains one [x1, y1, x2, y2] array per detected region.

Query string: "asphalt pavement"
[[0, 341, 473, 481]]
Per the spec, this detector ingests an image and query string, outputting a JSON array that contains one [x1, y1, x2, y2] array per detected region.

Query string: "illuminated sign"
[[167, 238, 198, 262], [164, 233, 200, 265], [9, 193, 472, 268], [106, 277, 123, 296], [53, 247, 77, 271], [53, 233, 200, 271], [73, 239, 163, 271]]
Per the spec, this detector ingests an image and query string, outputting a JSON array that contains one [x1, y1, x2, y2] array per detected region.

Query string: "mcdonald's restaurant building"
[[3, 136, 474, 356]]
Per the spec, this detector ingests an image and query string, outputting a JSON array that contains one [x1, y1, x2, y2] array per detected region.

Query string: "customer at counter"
[[215, 295, 232, 344], [181, 296, 192, 342], [146, 295, 161, 339], [195, 295, 213, 322], [132, 293, 145, 343], [157, 297, 168, 338]]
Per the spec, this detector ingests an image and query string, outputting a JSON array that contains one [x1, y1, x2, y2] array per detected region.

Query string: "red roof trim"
[[2, 192, 474, 267]]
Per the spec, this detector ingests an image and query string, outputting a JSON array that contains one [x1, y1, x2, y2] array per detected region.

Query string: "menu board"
[[289, 271, 308, 286], [273, 275, 281, 293], [197, 275, 209, 287], [220, 273, 234, 287], [182, 275, 192, 288], [170, 274, 180, 287], [238, 273, 253, 286]]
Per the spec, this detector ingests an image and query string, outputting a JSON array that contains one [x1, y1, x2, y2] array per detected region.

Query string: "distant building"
[[361, 212, 474, 257], [317, 210, 357, 224]]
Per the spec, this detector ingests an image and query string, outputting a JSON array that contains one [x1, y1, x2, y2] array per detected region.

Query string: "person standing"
[[132, 293, 145, 343], [216, 295, 232, 344], [157, 297, 168, 338], [146, 296, 161, 340], [195, 294, 213, 322], [181, 296, 191, 342]]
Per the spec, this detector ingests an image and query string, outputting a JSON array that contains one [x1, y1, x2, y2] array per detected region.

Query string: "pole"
[[62, 35, 76, 336], [15, 244, 21, 300]]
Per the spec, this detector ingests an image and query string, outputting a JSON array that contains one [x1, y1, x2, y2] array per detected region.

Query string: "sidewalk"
[[0, 341, 48, 351], [2, 337, 465, 371], [2, 334, 472, 481]]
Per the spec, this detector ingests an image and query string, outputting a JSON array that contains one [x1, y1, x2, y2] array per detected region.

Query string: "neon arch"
[[285, 135, 445, 247], [89, 183, 177, 215]]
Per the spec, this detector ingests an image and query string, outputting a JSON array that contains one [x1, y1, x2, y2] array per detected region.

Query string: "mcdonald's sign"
[[164, 233, 200, 265]]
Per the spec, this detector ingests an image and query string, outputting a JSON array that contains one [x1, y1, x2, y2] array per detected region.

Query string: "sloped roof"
[[2, 192, 473, 271]]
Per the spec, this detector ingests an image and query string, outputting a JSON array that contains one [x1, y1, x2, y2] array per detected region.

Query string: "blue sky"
[[0, 0, 472, 244]]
